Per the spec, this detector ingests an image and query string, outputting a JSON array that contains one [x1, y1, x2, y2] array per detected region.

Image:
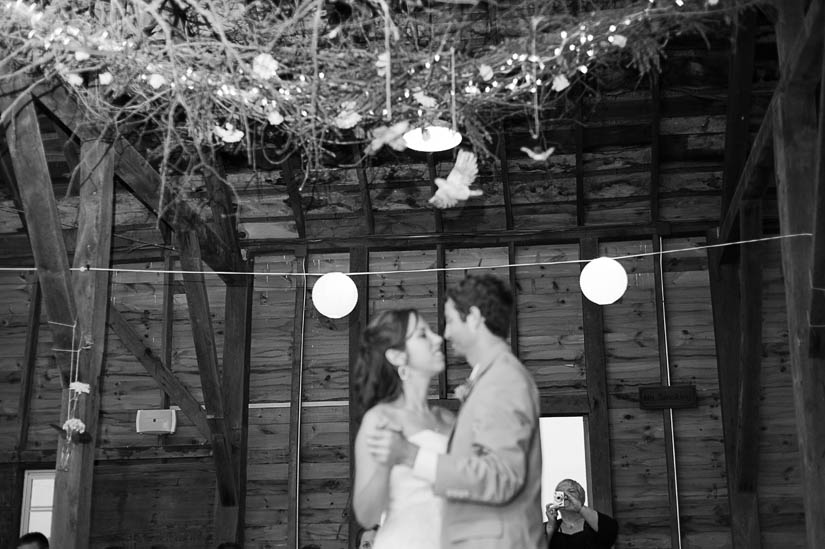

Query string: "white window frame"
[[20, 469, 55, 538]]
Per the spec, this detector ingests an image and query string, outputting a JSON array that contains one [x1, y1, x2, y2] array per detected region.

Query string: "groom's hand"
[[366, 427, 418, 467]]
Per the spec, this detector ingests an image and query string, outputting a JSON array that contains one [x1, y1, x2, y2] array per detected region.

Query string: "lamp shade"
[[402, 125, 462, 152], [579, 257, 628, 305], [312, 272, 358, 318]]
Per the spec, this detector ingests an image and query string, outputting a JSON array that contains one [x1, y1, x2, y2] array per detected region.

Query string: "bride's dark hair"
[[352, 308, 419, 423]]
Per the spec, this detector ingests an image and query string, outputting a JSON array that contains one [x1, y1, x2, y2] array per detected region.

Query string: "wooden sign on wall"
[[638, 384, 698, 410]]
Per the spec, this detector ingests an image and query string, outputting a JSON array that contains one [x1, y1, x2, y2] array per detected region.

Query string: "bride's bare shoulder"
[[432, 405, 457, 429]]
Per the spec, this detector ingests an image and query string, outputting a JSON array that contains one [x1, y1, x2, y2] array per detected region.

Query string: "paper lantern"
[[312, 272, 358, 318], [579, 257, 628, 305], [403, 125, 462, 152]]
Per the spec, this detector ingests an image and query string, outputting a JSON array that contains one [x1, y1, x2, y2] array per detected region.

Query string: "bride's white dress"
[[372, 429, 449, 549]]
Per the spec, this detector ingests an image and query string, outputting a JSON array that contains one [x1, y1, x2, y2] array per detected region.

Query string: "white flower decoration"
[[413, 91, 437, 108], [464, 83, 480, 95], [214, 123, 244, 144], [611, 34, 627, 48], [335, 110, 362, 130], [478, 64, 494, 81], [65, 73, 83, 87], [267, 110, 284, 126], [708, 0, 719, 5], [98, 72, 113, 85], [69, 381, 90, 394], [74, 50, 90, 61], [63, 418, 86, 434], [375, 51, 390, 76], [252, 53, 279, 80], [551, 74, 570, 92], [147, 73, 166, 89]]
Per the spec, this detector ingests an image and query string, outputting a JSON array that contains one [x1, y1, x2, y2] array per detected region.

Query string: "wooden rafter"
[[283, 155, 306, 239], [107, 305, 211, 439], [353, 145, 375, 234], [203, 153, 243, 272], [176, 230, 237, 506]]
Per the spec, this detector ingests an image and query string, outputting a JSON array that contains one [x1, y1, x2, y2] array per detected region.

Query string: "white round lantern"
[[312, 272, 358, 318], [579, 257, 628, 305]]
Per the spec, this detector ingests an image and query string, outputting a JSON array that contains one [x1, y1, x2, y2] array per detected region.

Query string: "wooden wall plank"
[[287, 252, 308, 549]]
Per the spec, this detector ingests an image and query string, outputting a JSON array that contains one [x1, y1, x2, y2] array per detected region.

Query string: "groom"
[[372, 274, 544, 548]]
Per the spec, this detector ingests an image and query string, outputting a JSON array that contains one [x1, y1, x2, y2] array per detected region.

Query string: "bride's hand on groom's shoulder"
[[366, 425, 407, 466]]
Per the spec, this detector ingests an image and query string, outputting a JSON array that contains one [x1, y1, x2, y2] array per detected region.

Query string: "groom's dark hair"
[[447, 274, 512, 339]]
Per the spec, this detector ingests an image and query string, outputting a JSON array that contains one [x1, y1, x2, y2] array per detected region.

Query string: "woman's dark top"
[[548, 511, 618, 549]]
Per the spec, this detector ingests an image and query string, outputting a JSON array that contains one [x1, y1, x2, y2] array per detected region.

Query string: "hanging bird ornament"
[[520, 146, 555, 162], [428, 150, 483, 209]]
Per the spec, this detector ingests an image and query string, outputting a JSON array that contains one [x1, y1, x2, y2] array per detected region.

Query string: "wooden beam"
[[707, 232, 761, 549], [214, 270, 255, 544], [721, 9, 757, 216], [575, 120, 585, 226], [158, 230, 175, 443], [248, 220, 716, 255], [650, 73, 662, 223], [4, 98, 76, 385], [717, 0, 823, 248], [203, 154, 243, 273], [287, 250, 308, 549], [176, 230, 237, 506], [578, 237, 614, 516], [15, 280, 41, 455], [427, 153, 444, 233], [283, 155, 306, 239], [496, 128, 514, 231], [51, 137, 115, 549], [539, 394, 590, 416], [107, 305, 211, 439], [734, 201, 763, 491], [808, 28, 825, 357], [348, 247, 368, 549], [436, 244, 448, 399], [772, 3, 825, 545], [353, 146, 375, 234], [651, 237, 682, 549]]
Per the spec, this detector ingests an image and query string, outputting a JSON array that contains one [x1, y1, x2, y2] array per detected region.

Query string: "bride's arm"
[[353, 407, 392, 527]]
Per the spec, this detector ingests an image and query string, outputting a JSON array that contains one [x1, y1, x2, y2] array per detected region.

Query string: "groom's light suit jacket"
[[434, 342, 543, 549]]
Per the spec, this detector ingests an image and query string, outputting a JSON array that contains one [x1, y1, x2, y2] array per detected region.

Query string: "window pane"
[[30, 477, 55, 507], [27, 510, 52, 538], [540, 416, 587, 521]]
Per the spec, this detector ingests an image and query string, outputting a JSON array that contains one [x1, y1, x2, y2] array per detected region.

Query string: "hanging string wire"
[[0, 232, 811, 277], [0, 233, 815, 276]]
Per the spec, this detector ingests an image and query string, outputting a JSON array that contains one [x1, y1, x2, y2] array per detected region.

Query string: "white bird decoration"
[[520, 146, 555, 162], [429, 150, 483, 209], [365, 120, 410, 155]]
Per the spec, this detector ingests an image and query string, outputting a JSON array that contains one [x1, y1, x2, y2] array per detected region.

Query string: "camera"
[[553, 491, 565, 507]]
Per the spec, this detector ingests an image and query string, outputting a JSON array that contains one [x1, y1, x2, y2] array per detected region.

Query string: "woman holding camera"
[[544, 479, 618, 548]]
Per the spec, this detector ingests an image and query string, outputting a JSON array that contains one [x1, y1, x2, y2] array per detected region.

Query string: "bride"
[[352, 308, 455, 549]]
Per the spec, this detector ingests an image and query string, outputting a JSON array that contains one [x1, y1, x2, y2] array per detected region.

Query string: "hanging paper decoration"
[[312, 272, 358, 318], [579, 256, 628, 305]]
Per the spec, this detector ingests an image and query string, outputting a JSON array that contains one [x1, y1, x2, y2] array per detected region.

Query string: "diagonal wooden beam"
[[717, 0, 823, 249], [203, 154, 243, 271], [283, 155, 306, 239], [176, 230, 237, 506], [2, 96, 76, 385], [51, 137, 115, 549], [107, 305, 210, 439], [352, 145, 375, 234]]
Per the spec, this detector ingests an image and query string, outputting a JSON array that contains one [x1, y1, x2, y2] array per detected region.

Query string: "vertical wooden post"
[[53, 137, 115, 548], [287, 249, 308, 549], [772, 4, 825, 547], [579, 238, 613, 515], [348, 247, 369, 548]]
